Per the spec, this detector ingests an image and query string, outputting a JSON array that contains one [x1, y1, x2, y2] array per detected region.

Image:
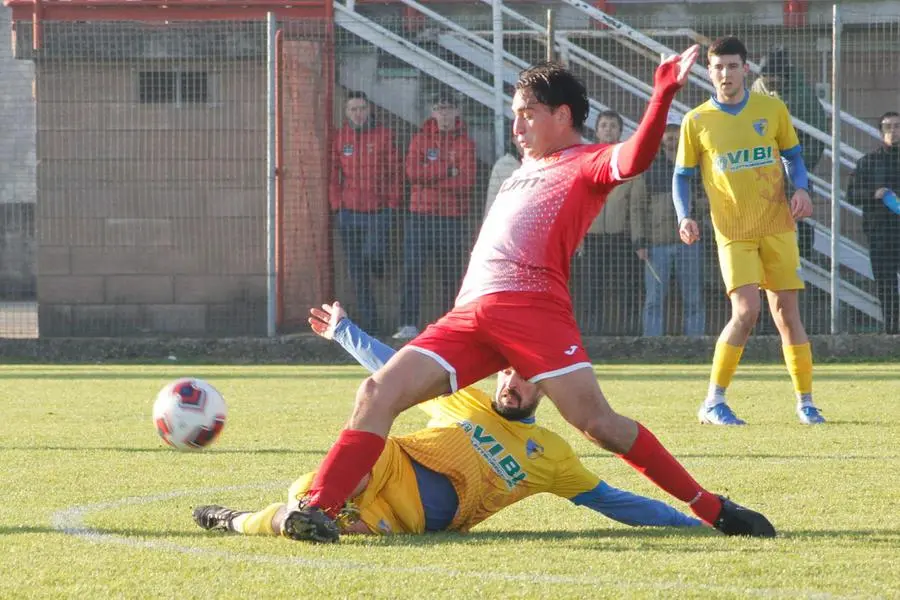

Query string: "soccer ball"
[[153, 378, 227, 451]]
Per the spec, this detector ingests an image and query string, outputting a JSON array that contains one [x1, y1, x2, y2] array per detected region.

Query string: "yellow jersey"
[[296, 318, 701, 534], [392, 387, 600, 532], [676, 92, 799, 242]]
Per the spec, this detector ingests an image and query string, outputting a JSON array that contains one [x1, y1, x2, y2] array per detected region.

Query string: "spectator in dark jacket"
[[848, 111, 900, 334], [753, 47, 830, 170], [752, 47, 830, 260]]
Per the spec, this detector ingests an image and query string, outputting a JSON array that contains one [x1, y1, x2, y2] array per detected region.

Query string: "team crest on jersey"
[[753, 119, 768, 136], [342, 144, 354, 156], [426, 148, 440, 161], [525, 439, 544, 459]]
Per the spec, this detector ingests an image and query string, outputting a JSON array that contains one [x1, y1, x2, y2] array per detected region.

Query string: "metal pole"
[[546, 9, 555, 62], [829, 3, 842, 334], [492, 0, 506, 160], [266, 12, 277, 337]]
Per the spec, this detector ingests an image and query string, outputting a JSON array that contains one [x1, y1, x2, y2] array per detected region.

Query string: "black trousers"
[[571, 233, 642, 335], [871, 240, 900, 334]]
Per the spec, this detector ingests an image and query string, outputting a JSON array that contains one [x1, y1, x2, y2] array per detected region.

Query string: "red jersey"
[[405, 117, 477, 217], [456, 143, 625, 306], [330, 121, 402, 212]]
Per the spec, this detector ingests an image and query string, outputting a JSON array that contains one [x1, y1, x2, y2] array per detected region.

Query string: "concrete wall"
[[0, 5, 36, 299], [34, 60, 270, 336]]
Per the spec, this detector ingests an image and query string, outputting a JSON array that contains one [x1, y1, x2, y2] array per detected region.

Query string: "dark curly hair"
[[515, 62, 589, 130]]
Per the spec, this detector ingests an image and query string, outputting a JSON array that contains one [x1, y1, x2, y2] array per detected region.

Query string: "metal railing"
[[2, 1, 898, 338]]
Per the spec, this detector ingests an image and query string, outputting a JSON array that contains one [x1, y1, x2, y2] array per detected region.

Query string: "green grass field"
[[1, 363, 898, 599]]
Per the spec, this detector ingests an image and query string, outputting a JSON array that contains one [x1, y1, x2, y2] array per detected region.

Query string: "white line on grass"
[[50, 485, 865, 600]]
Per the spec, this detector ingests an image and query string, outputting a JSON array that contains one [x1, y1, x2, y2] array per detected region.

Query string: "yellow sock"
[[783, 342, 813, 395], [233, 502, 285, 536], [710, 341, 744, 391]]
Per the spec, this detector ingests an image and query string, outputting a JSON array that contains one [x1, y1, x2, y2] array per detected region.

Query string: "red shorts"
[[407, 291, 592, 392]]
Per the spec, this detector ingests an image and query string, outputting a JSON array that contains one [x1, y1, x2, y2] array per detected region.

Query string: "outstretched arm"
[[307, 300, 450, 419], [309, 302, 396, 373], [309, 302, 446, 420], [570, 481, 702, 528], [333, 319, 396, 374], [615, 45, 700, 179]]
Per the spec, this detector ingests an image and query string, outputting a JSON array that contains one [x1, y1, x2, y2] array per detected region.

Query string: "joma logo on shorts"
[[714, 146, 775, 172], [459, 420, 527, 488]]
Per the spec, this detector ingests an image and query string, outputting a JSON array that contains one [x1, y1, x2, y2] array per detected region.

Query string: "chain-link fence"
[[1, 1, 897, 339], [5, 14, 273, 336]]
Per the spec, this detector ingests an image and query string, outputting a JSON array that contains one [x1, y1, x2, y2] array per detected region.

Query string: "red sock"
[[304, 429, 386, 518], [620, 423, 722, 525]]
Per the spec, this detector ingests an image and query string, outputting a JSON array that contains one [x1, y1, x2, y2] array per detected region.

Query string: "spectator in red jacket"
[[393, 93, 477, 340], [330, 91, 402, 333]]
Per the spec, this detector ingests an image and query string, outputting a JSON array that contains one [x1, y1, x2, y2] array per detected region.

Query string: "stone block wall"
[[0, 6, 36, 299], [34, 59, 270, 336]]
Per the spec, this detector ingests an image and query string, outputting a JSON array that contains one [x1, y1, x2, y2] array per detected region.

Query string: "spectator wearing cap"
[[330, 90, 403, 332], [631, 112, 706, 337], [394, 93, 477, 340]]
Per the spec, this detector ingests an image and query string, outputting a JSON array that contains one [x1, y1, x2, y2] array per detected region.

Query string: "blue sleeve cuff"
[[332, 318, 397, 373], [781, 144, 802, 159], [781, 150, 809, 192], [672, 171, 693, 223], [569, 481, 702, 527]]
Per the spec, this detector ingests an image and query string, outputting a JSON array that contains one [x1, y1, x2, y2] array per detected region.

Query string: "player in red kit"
[[285, 46, 776, 543]]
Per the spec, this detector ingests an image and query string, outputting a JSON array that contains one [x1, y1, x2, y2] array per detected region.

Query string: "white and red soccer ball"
[[153, 378, 227, 451]]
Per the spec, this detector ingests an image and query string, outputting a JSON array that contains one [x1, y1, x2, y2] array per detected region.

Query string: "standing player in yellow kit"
[[673, 36, 825, 425]]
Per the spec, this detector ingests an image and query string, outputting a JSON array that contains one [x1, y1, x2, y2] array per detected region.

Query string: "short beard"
[[492, 388, 536, 421]]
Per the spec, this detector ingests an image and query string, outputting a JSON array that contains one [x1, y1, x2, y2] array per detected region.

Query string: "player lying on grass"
[[286, 48, 773, 543], [193, 301, 703, 537]]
